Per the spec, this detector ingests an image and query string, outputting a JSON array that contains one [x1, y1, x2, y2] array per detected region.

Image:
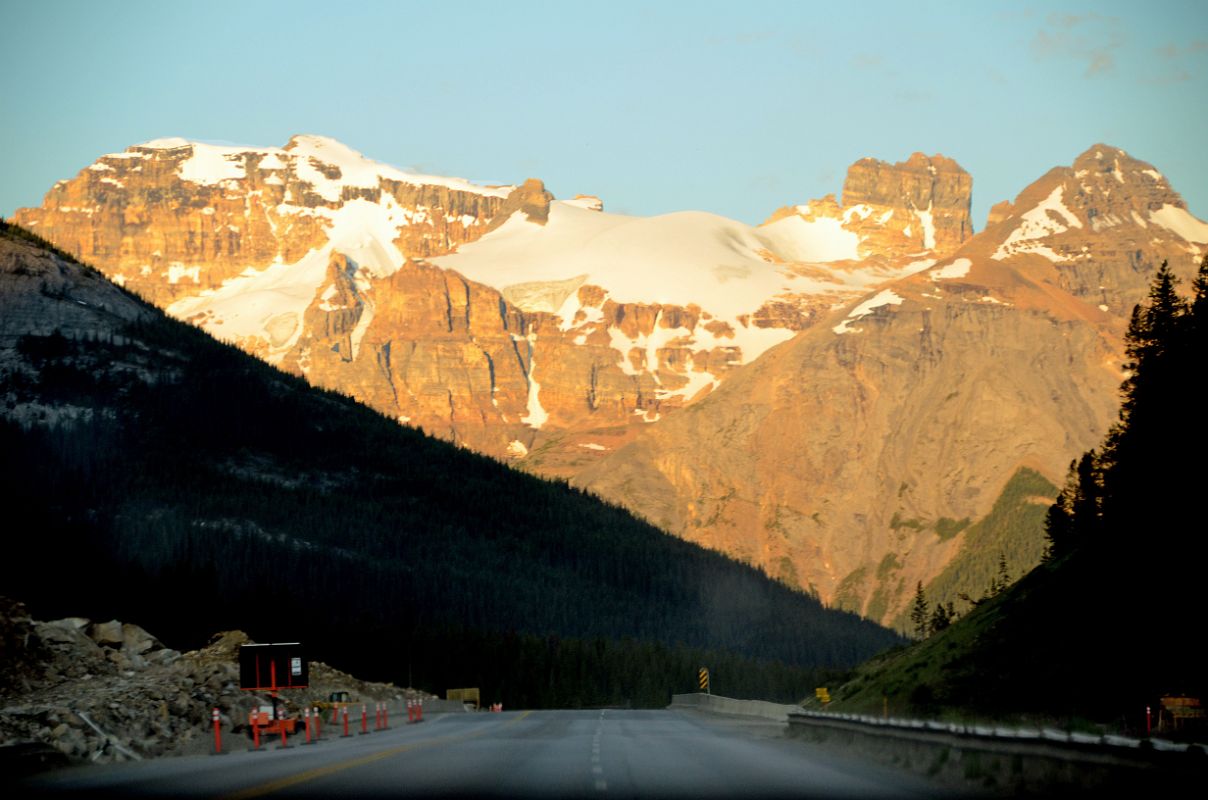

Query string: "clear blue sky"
[[2, 1, 1205, 228]]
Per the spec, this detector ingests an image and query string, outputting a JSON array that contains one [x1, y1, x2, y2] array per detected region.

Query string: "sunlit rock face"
[[575, 145, 1207, 623], [28, 138, 1206, 627], [15, 138, 972, 467]]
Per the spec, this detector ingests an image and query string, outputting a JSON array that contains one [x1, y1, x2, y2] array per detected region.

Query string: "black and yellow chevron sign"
[[698, 667, 709, 693]]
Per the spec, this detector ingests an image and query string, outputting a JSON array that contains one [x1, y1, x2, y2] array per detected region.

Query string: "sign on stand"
[[239, 643, 309, 691]]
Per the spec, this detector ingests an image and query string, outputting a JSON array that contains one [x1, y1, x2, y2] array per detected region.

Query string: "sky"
[[2, 1, 1206, 229]]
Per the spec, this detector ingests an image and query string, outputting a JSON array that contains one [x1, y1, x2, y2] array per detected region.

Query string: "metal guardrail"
[[789, 707, 1208, 794], [788, 709, 1206, 757]]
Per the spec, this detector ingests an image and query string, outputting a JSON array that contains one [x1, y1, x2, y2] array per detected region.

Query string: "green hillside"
[[891, 467, 1056, 631]]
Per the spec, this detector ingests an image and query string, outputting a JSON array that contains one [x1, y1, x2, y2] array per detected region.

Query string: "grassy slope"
[[890, 468, 1057, 630]]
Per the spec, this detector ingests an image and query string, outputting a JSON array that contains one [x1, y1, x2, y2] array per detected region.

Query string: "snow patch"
[[578, 443, 607, 451], [659, 363, 719, 402], [842, 204, 873, 224], [564, 195, 604, 211], [320, 199, 406, 277], [915, 204, 936, 251], [506, 440, 529, 458], [993, 185, 1082, 260], [166, 263, 201, 284], [285, 134, 511, 200], [759, 214, 862, 262], [520, 336, 548, 429], [166, 247, 333, 362], [178, 143, 249, 185], [1149, 204, 1208, 243], [834, 289, 905, 334], [930, 258, 971, 281], [437, 202, 806, 367]]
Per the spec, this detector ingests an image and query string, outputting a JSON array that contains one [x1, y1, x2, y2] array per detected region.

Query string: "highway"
[[17, 709, 950, 799]]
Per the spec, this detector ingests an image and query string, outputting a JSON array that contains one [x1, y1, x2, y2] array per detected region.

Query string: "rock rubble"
[[0, 596, 427, 765]]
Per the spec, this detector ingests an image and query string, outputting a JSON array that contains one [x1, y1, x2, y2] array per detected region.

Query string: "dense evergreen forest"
[[0, 221, 897, 707]]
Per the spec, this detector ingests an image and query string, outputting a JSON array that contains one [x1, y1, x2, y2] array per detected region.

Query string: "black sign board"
[[238, 643, 308, 691]]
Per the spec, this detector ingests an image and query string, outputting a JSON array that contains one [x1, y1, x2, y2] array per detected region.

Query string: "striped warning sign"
[[699, 667, 709, 693]]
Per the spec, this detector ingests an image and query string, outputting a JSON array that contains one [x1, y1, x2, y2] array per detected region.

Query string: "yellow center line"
[[218, 710, 533, 800]]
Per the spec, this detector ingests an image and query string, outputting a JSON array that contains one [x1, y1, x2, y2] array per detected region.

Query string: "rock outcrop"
[[762, 152, 974, 262], [0, 598, 427, 765], [483, 178, 555, 232]]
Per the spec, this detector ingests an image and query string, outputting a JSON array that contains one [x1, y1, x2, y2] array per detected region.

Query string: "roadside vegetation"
[[823, 257, 1208, 734]]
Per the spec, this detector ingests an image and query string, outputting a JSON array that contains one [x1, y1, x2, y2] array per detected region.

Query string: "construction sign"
[[815, 687, 830, 704], [238, 643, 308, 691]]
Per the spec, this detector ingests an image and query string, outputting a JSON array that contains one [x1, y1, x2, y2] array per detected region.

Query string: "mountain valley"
[[10, 138, 1208, 625]]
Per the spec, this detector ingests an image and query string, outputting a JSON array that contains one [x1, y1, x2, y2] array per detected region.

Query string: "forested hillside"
[[0, 221, 898, 707], [831, 255, 1208, 726]]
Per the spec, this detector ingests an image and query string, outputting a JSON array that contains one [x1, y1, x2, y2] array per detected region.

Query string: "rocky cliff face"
[[12, 135, 510, 308], [12, 138, 973, 467], [762, 152, 973, 263], [575, 145, 1207, 623]]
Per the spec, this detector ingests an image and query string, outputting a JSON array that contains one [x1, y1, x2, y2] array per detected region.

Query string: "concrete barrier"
[[669, 693, 801, 722], [421, 698, 473, 714]]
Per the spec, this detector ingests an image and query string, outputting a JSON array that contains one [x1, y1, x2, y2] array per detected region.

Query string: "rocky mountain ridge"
[[12, 137, 972, 466], [574, 144, 1207, 622], [12, 138, 1204, 625]]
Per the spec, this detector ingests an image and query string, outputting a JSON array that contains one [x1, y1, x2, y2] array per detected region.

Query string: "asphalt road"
[[15, 709, 950, 799]]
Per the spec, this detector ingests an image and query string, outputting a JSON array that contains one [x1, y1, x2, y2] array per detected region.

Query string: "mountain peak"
[[484, 177, 556, 232], [839, 151, 974, 254]]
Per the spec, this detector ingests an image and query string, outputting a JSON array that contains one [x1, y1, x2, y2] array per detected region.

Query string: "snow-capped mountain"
[[574, 144, 1208, 623], [12, 135, 1205, 625], [13, 137, 971, 463]]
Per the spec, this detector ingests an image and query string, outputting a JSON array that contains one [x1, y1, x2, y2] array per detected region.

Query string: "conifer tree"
[[1099, 261, 1189, 546], [1044, 459, 1077, 561], [910, 581, 929, 640], [993, 552, 1011, 595], [928, 602, 951, 635]]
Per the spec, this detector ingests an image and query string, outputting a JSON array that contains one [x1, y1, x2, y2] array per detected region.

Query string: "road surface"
[[16, 709, 950, 798]]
